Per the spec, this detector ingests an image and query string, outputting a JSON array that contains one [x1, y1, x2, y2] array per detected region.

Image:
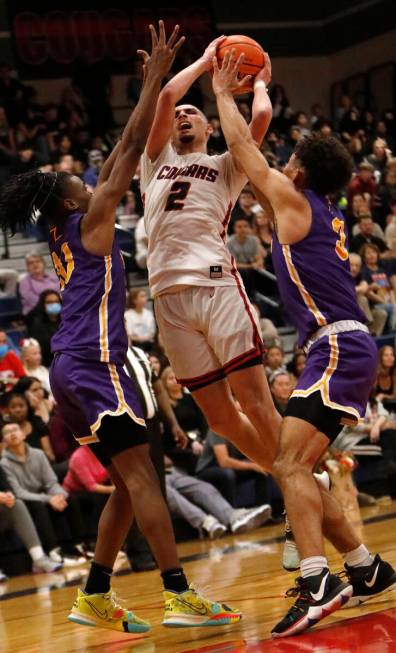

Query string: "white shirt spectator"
[[125, 306, 156, 343]]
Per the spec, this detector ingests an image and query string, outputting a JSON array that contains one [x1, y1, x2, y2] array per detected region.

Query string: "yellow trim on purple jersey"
[[282, 245, 327, 328], [291, 334, 360, 422], [89, 364, 146, 433], [99, 256, 112, 363]]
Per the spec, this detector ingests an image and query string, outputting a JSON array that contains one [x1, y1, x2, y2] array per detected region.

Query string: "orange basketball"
[[216, 35, 265, 95]]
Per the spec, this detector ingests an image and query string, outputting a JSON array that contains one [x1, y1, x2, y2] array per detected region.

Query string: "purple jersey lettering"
[[271, 190, 365, 347], [49, 212, 128, 364]]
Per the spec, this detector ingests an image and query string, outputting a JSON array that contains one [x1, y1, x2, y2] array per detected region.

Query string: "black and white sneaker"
[[271, 568, 352, 638], [343, 554, 396, 607]]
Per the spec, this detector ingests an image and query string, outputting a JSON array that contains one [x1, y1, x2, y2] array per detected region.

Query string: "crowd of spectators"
[[0, 59, 396, 581]]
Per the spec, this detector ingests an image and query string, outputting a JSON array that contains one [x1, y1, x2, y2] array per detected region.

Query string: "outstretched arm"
[[212, 52, 310, 243], [249, 52, 272, 146], [146, 35, 226, 161], [81, 21, 185, 256]]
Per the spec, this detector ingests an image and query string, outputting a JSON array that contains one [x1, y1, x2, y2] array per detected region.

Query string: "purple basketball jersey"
[[271, 190, 365, 347], [49, 212, 128, 364]]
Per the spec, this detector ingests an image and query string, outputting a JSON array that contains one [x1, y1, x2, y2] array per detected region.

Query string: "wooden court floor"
[[1, 502, 396, 653]]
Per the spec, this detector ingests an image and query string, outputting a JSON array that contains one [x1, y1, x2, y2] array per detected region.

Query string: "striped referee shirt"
[[124, 346, 158, 419]]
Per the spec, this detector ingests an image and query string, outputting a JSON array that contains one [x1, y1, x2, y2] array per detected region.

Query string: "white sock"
[[29, 545, 45, 562], [300, 556, 328, 578], [343, 544, 374, 568]]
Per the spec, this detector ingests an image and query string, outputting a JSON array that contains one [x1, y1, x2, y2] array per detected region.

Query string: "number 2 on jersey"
[[332, 217, 349, 261], [165, 181, 191, 211]]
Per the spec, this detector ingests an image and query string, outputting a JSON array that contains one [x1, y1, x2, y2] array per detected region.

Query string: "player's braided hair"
[[0, 170, 69, 236], [294, 133, 353, 196]]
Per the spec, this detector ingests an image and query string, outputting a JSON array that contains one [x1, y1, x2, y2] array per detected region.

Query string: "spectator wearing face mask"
[[19, 254, 60, 317], [0, 331, 26, 392], [28, 290, 62, 367], [82, 149, 104, 188]]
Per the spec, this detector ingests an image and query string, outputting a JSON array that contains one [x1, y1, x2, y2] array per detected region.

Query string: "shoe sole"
[[162, 613, 242, 628], [271, 584, 353, 638], [232, 506, 272, 534], [68, 610, 150, 634], [346, 577, 396, 608]]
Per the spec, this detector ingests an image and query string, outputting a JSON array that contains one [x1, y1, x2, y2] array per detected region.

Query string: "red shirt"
[[62, 446, 109, 493], [0, 351, 26, 390]]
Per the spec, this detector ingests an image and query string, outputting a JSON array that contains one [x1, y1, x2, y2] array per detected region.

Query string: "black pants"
[[25, 495, 85, 553]]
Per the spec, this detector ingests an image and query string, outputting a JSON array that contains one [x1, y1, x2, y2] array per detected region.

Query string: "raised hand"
[[201, 35, 227, 71], [255, 52, 272, 87], [137, 20, 185, 81], [211, 49, 251, 96]]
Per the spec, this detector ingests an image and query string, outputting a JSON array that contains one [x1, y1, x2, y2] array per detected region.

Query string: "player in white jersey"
[[140, 36, 281, 471]]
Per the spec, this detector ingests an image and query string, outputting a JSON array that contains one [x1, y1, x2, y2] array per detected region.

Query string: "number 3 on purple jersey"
[[51, 242, 75, 291], [332, 217, 349, 261]]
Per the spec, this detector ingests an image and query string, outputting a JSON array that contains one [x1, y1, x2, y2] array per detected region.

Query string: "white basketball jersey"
[[140, 143, 247, 297]]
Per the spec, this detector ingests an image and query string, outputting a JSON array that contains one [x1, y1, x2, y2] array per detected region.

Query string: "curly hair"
[[294, 134, 353, 196], [0, 170, 69, 235]]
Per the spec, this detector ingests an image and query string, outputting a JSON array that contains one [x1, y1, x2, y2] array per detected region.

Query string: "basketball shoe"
[[271, 568, 352, 638], [68, 588, 150, 633], [342, 554, 396, 607], [282, 471, 330, 571], [162, 584, 242, 627]]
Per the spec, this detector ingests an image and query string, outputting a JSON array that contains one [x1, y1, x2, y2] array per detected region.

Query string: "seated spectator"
[[229, 187, 256, 230], [20, 338, 51, 394], [3, 392, 55, 462], [351, 213, 385, 239], [19, 254, 59, 317], [0, 458, 61, 575], [62, 446, 113, 540], [196, 430, 269, 508], [347, 162, 377, 209], [377, 168, 396, 226], [165, 456, 271, 539], [264, 345, 286, 378], [117, 190, 140, 229], [14, 376, 54, 425], [0, 105, 15, 152], [269, 371, 293, 416], [161, 366, 207, 474], [294, 111, 311, 138], [374, 346, 396, 403], [384, 196, 396, 253], [28, 290, 62, 367], [361, 243, 396, 331], [0, 330, 25, 392], [82, 149, 104, 188], [252, 304, 280, 348], [287, 351, 307, 386], [366, 138, 391, 179], [227, 217, 263, 298], [349, 215, 388, 256], [125, 289, 156, 351], [207, 115, 226, 154], [134, 216, 148, 271], [0, 269, 18, 297], [347, 193, 371, 227], [0, 422, 86, 566], [350, 252, 387, 336], [251, 205, 274, 272]]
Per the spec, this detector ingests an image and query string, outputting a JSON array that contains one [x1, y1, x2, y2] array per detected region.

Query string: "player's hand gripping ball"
[[216, 35, 265, 95]]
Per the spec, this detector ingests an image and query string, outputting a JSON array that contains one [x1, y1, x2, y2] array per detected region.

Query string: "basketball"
[[216, 35, 265, 94]]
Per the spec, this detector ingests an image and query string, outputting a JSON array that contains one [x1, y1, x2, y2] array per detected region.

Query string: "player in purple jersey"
[[0, 24, 243, 635], [212, 53, 396, 638]]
